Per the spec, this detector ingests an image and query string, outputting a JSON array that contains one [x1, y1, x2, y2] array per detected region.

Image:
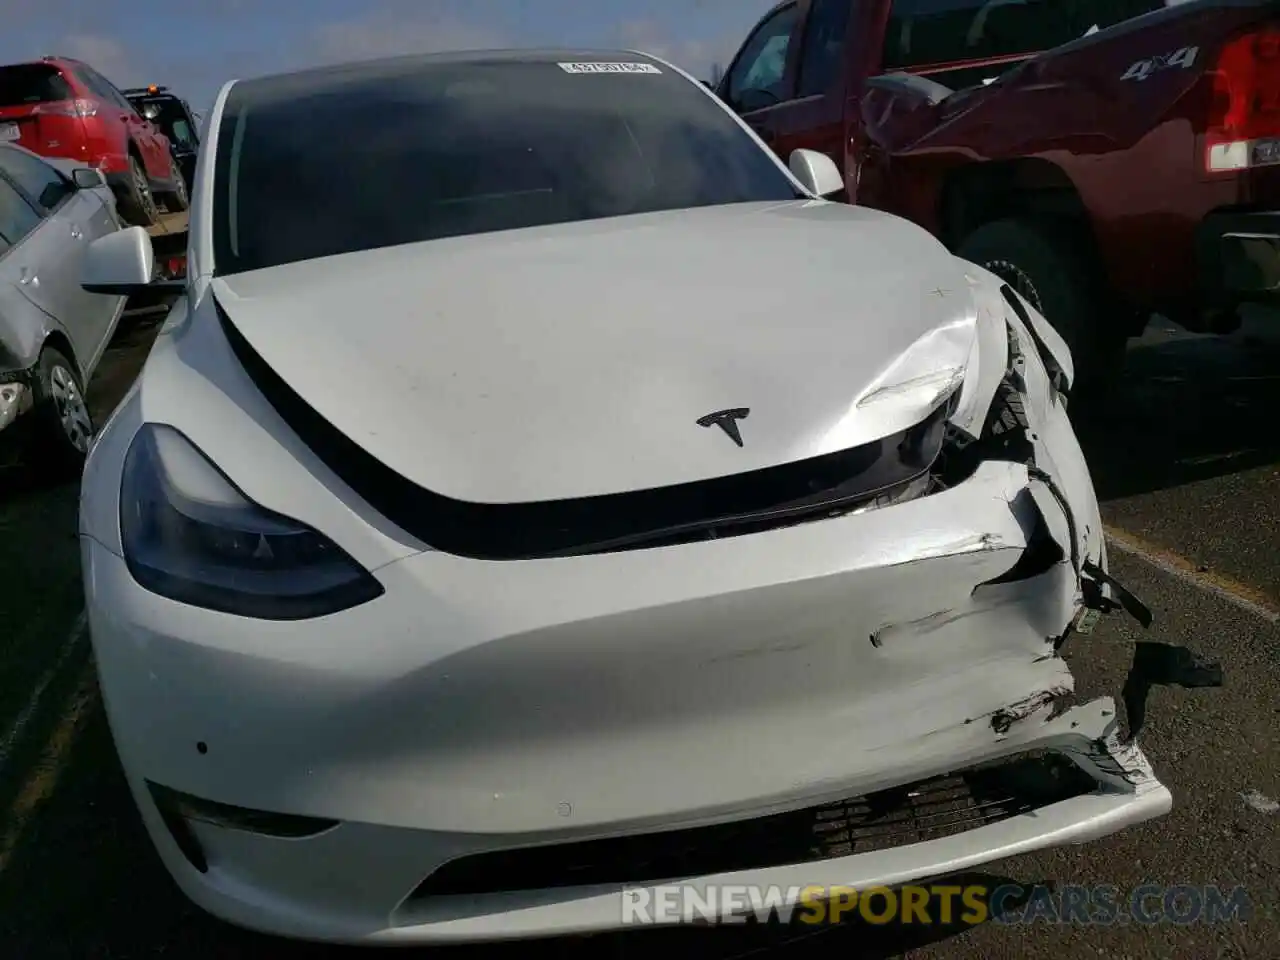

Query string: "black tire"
[[956, 217, 1126, 413], [27, 346, 93, 481], [158, 158, 189, 212], [116, 153, 159, 227]]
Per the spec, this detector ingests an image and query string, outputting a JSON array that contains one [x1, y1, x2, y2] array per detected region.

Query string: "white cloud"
[[609, 11, 766, 81], [311, 14, 512, 65], [59, 33, 143, 87]]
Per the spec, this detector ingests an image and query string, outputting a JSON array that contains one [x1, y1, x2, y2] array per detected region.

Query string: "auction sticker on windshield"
[[558, 62, 662, 74]]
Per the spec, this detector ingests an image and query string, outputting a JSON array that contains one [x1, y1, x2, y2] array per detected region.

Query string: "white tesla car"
[[79, 49, 1172, 944]]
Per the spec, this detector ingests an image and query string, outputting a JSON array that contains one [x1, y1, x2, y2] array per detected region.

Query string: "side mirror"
[[734, 87, 780, 113], [788, 149, 844, 198], [82, 226, 159, 295], [72, 167, 106, 190]]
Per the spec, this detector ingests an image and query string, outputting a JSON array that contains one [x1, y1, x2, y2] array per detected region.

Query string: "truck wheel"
[[957, 218, 1126, 413], [27, 346, 93, 481], [158, 160, 190, 212], [116, 154, 159, 227]]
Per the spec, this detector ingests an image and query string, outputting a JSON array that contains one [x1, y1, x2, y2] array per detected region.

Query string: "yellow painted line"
[[0, 614, 87, 769], [1104, 525, 1280, 624], [0, 662, 97, 875]]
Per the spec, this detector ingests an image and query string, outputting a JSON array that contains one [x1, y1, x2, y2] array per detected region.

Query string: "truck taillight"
[[1204, 26, 1280, 173], [32, 98, 99, 118]]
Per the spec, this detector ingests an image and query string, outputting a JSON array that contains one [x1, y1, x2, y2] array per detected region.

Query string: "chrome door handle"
[[18, 267, 37, 286], [70, 225, 83, 239]]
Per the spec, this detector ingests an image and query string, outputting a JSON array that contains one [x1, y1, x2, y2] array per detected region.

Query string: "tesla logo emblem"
[[697, 407, 750, 447]]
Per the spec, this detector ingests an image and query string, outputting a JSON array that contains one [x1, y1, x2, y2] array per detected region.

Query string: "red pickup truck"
[[716, 0, 1280, 401]]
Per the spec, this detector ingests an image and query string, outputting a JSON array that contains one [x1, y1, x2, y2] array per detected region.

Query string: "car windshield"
[[212, 55, 801, 274], [0, 64, 74, 106]]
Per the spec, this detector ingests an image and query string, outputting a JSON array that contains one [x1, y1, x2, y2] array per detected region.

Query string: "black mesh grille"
[[406, 751, 1096, 900]]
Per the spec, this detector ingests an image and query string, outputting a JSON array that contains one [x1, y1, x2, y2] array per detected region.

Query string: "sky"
[[0, 0, 778, 114]]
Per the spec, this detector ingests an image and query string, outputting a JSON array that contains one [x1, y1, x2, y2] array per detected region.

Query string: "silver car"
[[0, 143, 127, 476]]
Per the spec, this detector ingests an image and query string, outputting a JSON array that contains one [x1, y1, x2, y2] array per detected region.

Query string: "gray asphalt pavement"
[[0, 308, 1276, 959]]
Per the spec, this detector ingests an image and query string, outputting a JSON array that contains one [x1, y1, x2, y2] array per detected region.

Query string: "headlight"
[[119, 423, 384, 619]]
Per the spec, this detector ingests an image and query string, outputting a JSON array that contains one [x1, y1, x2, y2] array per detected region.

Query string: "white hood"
[[211, 201, 974, 504]]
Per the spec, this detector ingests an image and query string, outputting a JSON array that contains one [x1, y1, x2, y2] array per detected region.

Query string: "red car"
[[0, 56, 188, 226]]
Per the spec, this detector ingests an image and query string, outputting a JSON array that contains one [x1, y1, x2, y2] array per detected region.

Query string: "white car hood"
[[211, 201, 973, 503]]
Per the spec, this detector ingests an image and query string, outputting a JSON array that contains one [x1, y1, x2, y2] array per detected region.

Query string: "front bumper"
[[83, 481, 1169, 942], [82, 275, 1174, 944], [1196, 209, 1280, 310]]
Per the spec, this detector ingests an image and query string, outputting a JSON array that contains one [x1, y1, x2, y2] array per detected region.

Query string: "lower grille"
[[406, 751, 1096, 900]]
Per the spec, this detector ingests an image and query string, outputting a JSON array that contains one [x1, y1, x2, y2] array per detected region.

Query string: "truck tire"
[[957, 217, 1125, 413], [158, 159, 190, 212], [116, 154, 159, 227], [27, 346, 93, 481]]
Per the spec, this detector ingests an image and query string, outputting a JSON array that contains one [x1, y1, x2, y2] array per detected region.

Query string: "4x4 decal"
[[1119, 45, 1200, 81]]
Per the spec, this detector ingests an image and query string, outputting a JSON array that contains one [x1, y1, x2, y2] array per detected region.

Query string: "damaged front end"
[[934, 272, 1221, 744], [132, 259, 1230, 932]]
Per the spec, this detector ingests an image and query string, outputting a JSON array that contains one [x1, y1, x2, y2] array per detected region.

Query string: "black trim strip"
[[217, 297, 947, 560], [1001, 284, 1070, 397]]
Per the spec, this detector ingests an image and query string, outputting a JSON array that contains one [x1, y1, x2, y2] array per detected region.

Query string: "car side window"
[[82, 67, 133, 113], [0, 148, 75, 212], [169, 118, 195, 147], [798, 0, 853, 98], [72, 67, 114, 103], [725, 3, 801, 112], [0, 175, 43, 250]]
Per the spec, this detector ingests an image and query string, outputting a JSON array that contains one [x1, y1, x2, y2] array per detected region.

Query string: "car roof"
[[0, 56, 82, 70], [227, 48, 670, 98]]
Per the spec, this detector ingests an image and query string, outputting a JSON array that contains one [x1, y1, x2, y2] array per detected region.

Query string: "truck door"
[[720, 1, 863, 201], [718, 2, 803, 152], [771, 0, 859, 201]]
